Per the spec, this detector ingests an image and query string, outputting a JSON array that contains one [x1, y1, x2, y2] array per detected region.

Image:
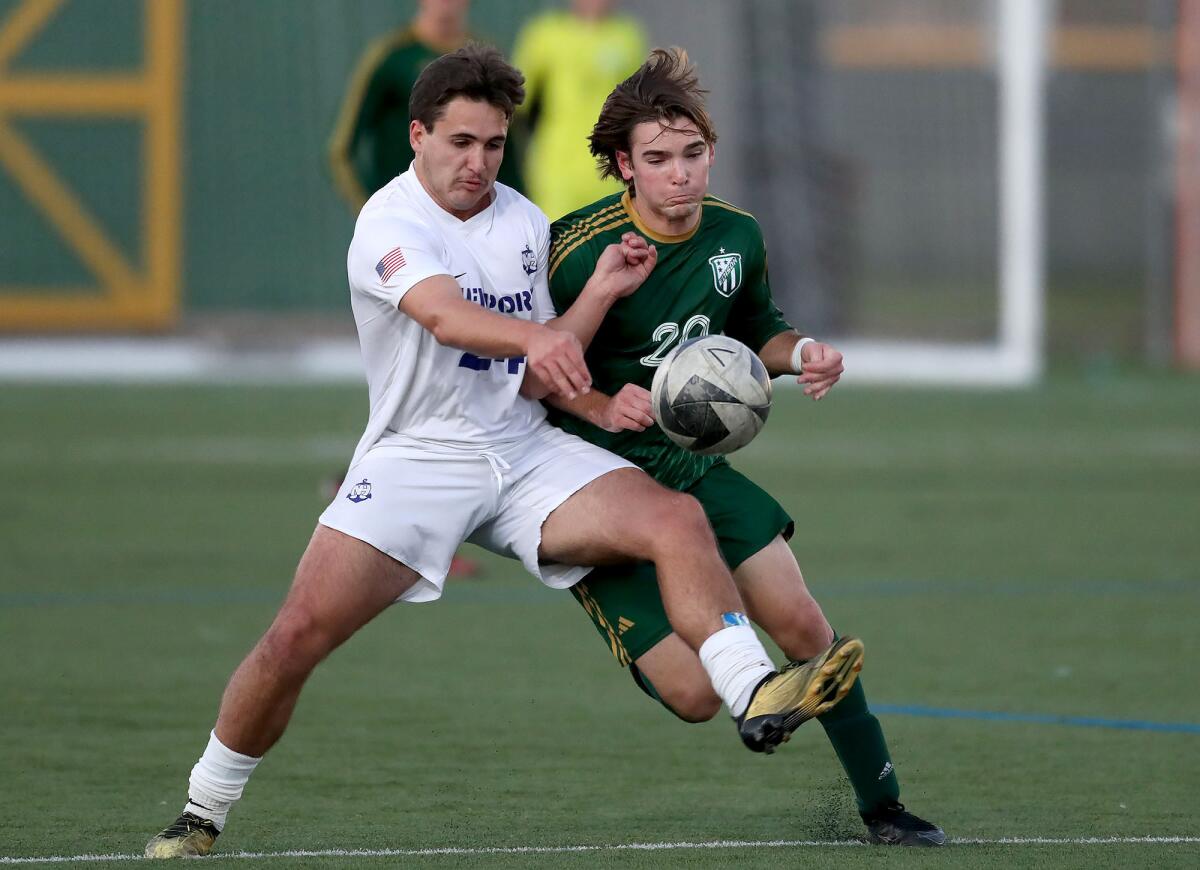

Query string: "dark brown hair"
[[589, 48, 717, 187], [409, 42, 525, 129]]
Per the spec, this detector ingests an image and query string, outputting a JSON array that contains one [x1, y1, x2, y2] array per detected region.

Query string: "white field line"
[[2, 836, 1199, 864]]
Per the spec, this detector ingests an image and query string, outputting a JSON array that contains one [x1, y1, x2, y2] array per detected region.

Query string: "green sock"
[[817, 677, 900, 814]]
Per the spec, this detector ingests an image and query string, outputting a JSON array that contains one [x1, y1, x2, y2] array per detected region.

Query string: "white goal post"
[[835, 0, 1047, 387], [0, 1, 1046, 387]]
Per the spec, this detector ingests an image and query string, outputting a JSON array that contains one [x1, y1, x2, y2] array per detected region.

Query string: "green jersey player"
[[545, 48, 944, 847]]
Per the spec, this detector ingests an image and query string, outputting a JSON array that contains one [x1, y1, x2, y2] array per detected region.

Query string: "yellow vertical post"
[[0, 0, 185, 330], [142, 0, 183, 327]]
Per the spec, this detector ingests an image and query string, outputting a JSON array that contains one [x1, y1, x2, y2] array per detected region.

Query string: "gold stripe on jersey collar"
[[622, 191, 702, 244], [548, 213, 630, 281], [552, 201, 624, 249]]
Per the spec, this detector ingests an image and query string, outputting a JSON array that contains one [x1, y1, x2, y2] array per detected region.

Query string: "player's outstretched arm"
[[758, 331, 844, 400], [542, 383, 655, 433], [549, 232, 657, 351], [400, 274, 592, 399]]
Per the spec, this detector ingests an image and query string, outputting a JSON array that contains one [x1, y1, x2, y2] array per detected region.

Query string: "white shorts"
[[318, 424, 636, 603]]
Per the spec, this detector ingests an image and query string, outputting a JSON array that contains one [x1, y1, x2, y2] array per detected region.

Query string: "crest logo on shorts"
[[521, 244, 537, 275], [709, 248, 743, 297], [346, 479, 373, 503]]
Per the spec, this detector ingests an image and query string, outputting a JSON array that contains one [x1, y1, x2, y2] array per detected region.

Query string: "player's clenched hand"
[[796, 341, 844, 400], [598, 384, 654, 433], [526, 326, 591, 400], [592, 232, 658, 300]]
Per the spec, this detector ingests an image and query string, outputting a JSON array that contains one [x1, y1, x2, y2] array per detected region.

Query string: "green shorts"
[[570, 463, 793, 666]]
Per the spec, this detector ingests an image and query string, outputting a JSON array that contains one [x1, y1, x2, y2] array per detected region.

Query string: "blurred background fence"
[[0, 0, 1195, 371]]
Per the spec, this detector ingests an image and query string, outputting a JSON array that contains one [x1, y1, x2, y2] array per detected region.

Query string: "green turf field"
[[2, 373, 1198, 868]]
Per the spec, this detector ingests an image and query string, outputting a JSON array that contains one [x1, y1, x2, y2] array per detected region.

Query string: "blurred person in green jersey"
[[543, 48, 945, 847], [329, 0, 523, 212], [512, 0, 646, 220]]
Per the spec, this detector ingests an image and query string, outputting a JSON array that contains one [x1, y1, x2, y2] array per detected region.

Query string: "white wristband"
[[790, 337, 816, 374]]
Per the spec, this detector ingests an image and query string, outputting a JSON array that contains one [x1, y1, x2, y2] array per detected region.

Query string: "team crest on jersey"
[[521, 244, 537, 275], [346, 479, 372, 503], [708, 250, 743, 297]]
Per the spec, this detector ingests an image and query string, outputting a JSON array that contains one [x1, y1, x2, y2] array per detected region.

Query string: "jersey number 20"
[[639, 315, 711, 367]]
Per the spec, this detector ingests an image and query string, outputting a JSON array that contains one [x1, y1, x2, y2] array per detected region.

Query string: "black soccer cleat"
[[862, 801, 946, 846], [735, 636, 864, 753], [144, 811, 220, 858]]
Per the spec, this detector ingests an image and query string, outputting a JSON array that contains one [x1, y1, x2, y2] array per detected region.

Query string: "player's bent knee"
[[602, 489, 711, 560], [776, 626, 834, 663], [652, 492, 715, 549], [667, 685, 723, 723], [259, 609, 337, 673], [771, 603, 834, 661]]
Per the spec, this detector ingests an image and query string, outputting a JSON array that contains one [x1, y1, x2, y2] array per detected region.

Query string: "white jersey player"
[[145, 44, 863, 859], [319, 166, 638, 602], [343, 169, 553, 458]]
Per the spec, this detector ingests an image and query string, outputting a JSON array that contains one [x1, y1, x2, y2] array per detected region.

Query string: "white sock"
[[185, 731, 262, 831], [697, 618, 775, 718]]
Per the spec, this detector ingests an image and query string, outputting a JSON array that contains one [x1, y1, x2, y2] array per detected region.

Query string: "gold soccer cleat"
[[144, 811, 219, 858], [736, 636, 865, 752]]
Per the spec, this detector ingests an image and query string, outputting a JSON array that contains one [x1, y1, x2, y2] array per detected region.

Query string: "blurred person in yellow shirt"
[[513, 0, 646, 220]]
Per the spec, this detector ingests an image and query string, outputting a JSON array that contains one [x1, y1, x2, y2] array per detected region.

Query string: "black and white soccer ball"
[[650, 335, 772, 455]]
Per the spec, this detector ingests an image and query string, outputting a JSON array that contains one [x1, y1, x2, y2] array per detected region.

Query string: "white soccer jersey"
[[345, 168, 554, 466]]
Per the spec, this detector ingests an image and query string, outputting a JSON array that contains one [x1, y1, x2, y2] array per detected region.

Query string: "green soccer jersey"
[[547, 191, 793, 490]]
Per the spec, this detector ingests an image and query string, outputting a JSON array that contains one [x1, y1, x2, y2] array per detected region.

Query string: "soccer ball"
[[650, 335, 772, 455]]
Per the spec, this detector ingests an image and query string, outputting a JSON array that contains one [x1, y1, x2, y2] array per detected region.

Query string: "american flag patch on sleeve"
[[375, 247, 406, 283]]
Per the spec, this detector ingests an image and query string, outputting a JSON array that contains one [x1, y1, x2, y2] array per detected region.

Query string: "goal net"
[[739, 0, 1047, 385]]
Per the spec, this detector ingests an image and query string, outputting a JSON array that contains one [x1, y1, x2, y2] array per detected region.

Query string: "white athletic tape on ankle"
[[698, 623, 773, 717]]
